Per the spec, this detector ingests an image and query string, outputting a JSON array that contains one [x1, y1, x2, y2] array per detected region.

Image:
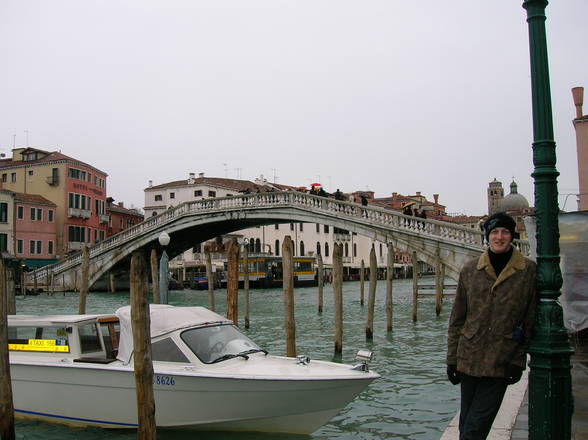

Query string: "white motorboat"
[[7, 305, 379, 434]]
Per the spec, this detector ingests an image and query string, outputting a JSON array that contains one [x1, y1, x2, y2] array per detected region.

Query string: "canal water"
[[13, 278, 459, 440]]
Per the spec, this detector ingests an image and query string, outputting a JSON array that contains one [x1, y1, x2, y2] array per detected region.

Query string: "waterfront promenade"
[[441, 335, 588, 440]]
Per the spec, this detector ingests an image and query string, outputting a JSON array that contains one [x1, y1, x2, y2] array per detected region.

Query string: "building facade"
[[106, 198, 144, 237], [0, 147, 108, 256], [144, 173, 436, 281]]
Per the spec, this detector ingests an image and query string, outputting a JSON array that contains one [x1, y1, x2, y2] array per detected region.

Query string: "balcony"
[[68, 242, 83, 252], [334, 233, 351, 242], [46, 175, 59, 186], [99, 214, 110, 224], [68, 208, 91, 219]]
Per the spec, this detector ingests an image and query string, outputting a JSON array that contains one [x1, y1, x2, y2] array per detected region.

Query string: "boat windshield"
[[181, 324, 263, 364]]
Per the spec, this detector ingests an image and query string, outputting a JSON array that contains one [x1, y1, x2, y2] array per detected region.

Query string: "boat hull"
[[11, 362, 374, 434]]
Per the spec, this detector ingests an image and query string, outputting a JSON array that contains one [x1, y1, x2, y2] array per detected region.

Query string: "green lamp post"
[[522, 1, 574, 439]]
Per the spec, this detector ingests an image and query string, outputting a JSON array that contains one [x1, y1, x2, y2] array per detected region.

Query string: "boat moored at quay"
[[7, 305, 378, 434]]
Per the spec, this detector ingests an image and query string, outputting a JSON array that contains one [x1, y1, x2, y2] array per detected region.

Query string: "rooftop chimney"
[[416, 191, 421, 197], [434, 194, 439, 203], [148, 180, 153, 187], [198, 172, 205, 178], [189, 172, 195, 178], [572, 87, 584, 119], [118, 202, 124, 207]]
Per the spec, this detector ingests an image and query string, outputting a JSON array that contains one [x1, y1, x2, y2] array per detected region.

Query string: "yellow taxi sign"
[[9, 339, 69, 353]]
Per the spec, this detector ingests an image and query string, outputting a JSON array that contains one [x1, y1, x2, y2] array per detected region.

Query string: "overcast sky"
[[1, 1, 586, 216]]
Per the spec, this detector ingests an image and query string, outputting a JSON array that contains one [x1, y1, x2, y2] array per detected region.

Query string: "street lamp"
[[522, 1, 573, 439], [158, 231, 170, 305]]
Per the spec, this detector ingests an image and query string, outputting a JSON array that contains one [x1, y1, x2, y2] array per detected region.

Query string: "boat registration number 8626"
[[153, 375, 176, 386]]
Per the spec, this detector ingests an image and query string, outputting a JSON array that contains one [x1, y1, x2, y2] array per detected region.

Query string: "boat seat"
[[73, 357, 117, 364]]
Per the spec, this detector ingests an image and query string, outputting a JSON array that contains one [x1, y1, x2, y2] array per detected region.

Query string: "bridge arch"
[[29, 192, 524, 290]]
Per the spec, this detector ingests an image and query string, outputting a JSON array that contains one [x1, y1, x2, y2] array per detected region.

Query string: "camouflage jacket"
[[446, 247, 537, 378]]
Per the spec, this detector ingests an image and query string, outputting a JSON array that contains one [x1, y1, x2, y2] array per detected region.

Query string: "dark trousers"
[[459, 374, 508, 440]]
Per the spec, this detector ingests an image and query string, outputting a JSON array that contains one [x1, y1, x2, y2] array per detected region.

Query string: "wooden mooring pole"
[[205, 248, 215, 311], [0, 258, 15, 440], [150, 249, 160, 304], [317, 252, 324, 314], [386, 242, 394, 332], [130, 251, 156, 439], [412, 250, 418, 322], [282, 236, 296, 357], [359, 259, 365, 306], [79, 246, 89, 314], [243, 245, 250, 329], [226, 238, 239, 325], [108, 272, 116, 294], [435, 254, 444, 316], [366, 245, 377, 340], [333, 243, 343, 354]]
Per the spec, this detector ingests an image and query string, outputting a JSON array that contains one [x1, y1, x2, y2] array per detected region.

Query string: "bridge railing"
[[28, 191, 529, 284]]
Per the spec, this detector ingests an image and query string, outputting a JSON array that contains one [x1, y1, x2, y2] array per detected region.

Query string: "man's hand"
[[505, 365, 523, 385], [447, 364, 460, 385]]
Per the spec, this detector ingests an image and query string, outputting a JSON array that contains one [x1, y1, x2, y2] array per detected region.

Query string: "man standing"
[[446, 212, 537, 440]]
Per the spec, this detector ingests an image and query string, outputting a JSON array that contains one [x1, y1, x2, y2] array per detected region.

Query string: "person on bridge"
[[446, 212, 537, 440]]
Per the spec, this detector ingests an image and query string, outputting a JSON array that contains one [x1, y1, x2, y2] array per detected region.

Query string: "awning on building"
[[23, 259, 58, 269]]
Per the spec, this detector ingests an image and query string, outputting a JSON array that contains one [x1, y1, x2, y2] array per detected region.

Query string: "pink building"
[[14, 193, 58, 268]]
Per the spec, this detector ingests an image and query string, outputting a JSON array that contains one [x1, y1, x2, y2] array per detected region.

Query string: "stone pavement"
[[441, 333, 588, 440]]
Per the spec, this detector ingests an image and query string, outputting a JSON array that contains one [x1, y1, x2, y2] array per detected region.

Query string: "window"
[[155, 195, 163, 202], [11, 173, 16, 183], [17, 240, 23, 254], [0, 203, 7, 223], [170, 192, 175, 199], [69, 226, 86, 243], [1, 174, 6, 182], [353, 243, 357, 257], [48, 241, 54, 255], [275, 224, 279, 230], [345, 243, 349, 257], [68, 168, 87, 181], [193, 243, 202, 253], [79, 323, 102, 353], [299, 223, 303, 232], [325, 242, 330, 257], [208, 191, 216, 197], [255, 239, 261, 253], [30, 207, 42, 221], [275, 240, 280, 256], [0, 233, 6, 252], [152, 338, 189, 363], [194, 190, 202, 197], [290, 223, 294, 231], [28, 170, 34, 176], [380, 243, 383, 257], [316, 223, 320, 233], [300, 241, 305, 256], [324, 225, 329, 233]]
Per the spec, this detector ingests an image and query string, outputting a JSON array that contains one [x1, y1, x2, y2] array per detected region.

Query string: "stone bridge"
[[27, 191, 529, 291]]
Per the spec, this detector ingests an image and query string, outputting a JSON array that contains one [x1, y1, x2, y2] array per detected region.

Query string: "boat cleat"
[[296, 355, 311, 365]]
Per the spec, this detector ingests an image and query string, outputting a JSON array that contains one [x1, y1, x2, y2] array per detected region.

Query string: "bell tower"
[[487, 178, 504, 215]]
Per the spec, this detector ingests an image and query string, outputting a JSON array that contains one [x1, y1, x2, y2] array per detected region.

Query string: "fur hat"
[[483, 212, 516, 241]]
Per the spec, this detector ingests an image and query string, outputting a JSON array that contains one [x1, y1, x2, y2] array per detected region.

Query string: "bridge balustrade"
[[26, 191, 528, 287]]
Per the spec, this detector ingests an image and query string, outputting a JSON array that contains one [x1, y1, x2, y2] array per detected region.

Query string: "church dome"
[[500, 180, 529, 211]]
